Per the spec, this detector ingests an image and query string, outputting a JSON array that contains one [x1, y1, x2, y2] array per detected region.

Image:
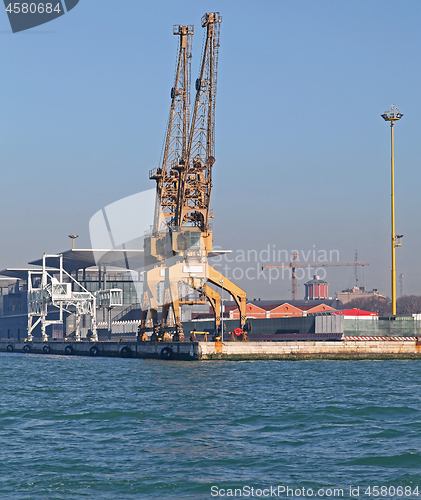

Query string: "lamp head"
[[381, 104, 403, 122]]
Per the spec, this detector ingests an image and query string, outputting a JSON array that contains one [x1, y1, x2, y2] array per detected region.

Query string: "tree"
[[397, 295, 421, 315], [338, 296, 392, 316], [338, 295, 421, 315]]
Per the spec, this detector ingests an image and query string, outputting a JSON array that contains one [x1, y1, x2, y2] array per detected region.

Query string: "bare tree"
[[338, 296, 392, 315], [397, 295, 421, 315], [338, 295, 421, 315]]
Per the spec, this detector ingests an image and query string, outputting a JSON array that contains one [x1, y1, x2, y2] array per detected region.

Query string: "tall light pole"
[[219, 279, 224, 341], [381, 105, 403, 316]]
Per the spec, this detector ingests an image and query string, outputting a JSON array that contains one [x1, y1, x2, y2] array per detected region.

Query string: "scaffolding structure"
[[27, 254, 98, 342]]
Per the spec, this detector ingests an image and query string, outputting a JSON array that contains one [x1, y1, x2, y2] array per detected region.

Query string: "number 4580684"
[[5, 3, 61, 14], [364, 485, 419, 497]]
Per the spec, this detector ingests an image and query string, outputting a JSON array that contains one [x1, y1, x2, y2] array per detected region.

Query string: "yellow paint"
[[391, 122, 396, 316]]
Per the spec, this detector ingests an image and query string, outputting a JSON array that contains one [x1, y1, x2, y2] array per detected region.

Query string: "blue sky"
[[0, 0, 420, 300]]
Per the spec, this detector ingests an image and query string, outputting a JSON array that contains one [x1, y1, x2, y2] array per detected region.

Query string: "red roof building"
[[304, 304, 336, 314], [229, 301, 337, 320], [230, 302, 304, 319], [191, 299, 342, 321], [332, 308, 378, 317]]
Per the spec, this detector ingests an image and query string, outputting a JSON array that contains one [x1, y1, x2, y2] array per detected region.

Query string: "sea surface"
[[1, 354, 421, 499]]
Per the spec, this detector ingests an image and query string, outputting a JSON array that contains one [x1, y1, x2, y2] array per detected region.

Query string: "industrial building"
[[336, 286, 386, 305]]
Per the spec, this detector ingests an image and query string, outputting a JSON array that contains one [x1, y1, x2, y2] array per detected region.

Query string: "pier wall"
[[1, 339, 421, 361], [0, 341, 199, 360], [198, 339, 421, 360]]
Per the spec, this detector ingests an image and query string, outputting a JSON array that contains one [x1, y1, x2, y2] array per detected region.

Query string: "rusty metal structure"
[[263, 253, 369, 301], [140, 13, 247, 340]]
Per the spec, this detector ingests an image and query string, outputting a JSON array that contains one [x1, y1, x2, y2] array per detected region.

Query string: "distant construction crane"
[[354, 249, 359, 286], [263, 253, 369, 301]]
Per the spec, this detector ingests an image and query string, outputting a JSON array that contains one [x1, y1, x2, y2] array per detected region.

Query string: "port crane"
[[139, 13, 247, 340], [263, 253, 369, 300]]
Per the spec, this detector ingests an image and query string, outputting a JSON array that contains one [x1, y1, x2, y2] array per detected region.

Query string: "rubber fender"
[[120, 346, 132, 358], [64, 345, 74, 355], [160, 346, 174, 360], [42, 344, 50, 354], [23, 344, 30, 353], [89, 345, 100, 357], [6, 344, 14, 352]]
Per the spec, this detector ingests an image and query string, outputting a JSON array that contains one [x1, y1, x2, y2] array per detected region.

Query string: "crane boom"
[[263, 261, 370, 269]]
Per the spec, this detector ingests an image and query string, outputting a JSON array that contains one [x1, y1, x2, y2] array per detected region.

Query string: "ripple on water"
[[1, 356, 421, 499]]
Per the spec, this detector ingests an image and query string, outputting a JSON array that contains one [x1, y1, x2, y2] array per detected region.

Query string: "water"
[[1, 354, 421, 499]]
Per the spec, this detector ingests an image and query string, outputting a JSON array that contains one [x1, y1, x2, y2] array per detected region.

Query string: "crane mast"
[[151, 24, 193, 232], [176, 12, 221, 231]]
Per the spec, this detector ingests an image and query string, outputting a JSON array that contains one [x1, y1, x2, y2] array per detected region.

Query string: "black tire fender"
[[89, 345, 100, 357], [6, 344, 14, 352], [42, 344, 50, 354], [23, 344, 30, 353], [160, 346, 174, 360], [120, 346, 132, 358], [64, 345, 73, 355]]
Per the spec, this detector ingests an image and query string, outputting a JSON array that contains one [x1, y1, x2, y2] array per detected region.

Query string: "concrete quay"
[[1, 338, 421, 361], [199, 339, 421, 360], [0, 341, 200, 361]]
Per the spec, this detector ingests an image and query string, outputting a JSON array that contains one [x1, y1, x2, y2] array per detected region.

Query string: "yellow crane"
[[263, 253, 369, 300], [139, 13, 247, 340]]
